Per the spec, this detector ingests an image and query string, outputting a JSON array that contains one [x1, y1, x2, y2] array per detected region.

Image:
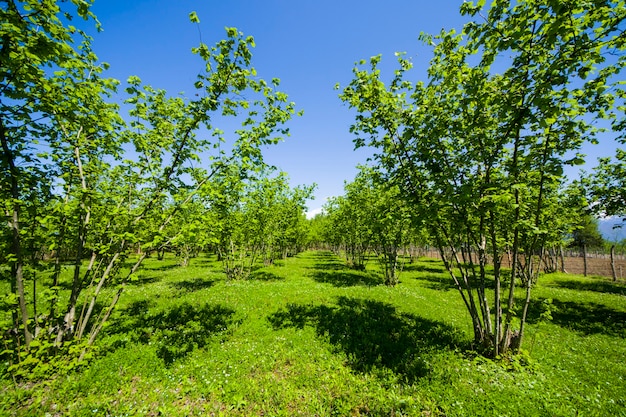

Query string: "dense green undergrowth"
[[2, 251, 625, 416]]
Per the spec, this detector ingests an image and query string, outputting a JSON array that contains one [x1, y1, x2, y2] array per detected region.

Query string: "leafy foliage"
[[210, 169, 314, 280], [338, 0, 625, 356], [322, 166, 416, 285], [1, 1, 301, 378]]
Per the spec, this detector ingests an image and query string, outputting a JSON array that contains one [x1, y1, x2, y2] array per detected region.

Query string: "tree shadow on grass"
[[249, 269, 285, 281], [304, 251, 348, 271], [311, 262, 347, 271], [413, 274, 457, 291], [526, 298, 626, 337], [108, 302, 240, 365], [402, 263, 447, 274], [310, 270, 381, 287], [140, 261, 180, 272], [169, 278, 215, 292], [550, 279, 626, 296], [267, 297, 467, 382]]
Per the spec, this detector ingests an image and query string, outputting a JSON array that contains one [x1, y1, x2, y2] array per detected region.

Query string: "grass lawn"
[[2, 250, 625, 416]]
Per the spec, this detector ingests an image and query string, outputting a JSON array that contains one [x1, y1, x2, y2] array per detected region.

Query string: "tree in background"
[[585, 148, 626, 280], [357, 167, 412, 286], [210, 169, 313, 280], [339, 0, 625, 356], [321, 166, 415, 285], [323, 191, 373, 271], [570, 213, 605, 277], [570, 215, 605, 251], [588, 149, 626, 219]]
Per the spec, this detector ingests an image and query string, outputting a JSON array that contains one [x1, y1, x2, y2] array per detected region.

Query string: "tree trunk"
[[582, 244, 588, 277], [559, 245, 567, 273], [75, 252, 112, 340], [610, 244, 617, 282], [1, 121, 32, 347]]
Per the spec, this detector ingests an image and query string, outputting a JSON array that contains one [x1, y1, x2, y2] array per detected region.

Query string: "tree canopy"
[[1, 0, 309, 378], [338, 0, 625, 355]]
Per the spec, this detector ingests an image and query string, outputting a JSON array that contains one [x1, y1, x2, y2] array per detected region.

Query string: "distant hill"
[[599, 217, 626, 242]]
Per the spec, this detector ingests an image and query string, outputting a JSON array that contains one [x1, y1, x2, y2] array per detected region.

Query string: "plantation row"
[[2, 0, 626, 391]]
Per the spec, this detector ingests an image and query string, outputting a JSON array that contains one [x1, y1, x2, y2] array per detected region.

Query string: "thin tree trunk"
[[49, 182, 72, 323], [583, 243, 588, 277], [610, 244, 617, 281], [1, 120, 32, 347], [55, 135, 93, 343], [488, 209, 502, 357], [438, 229, 486, 349], [75, 251, 108, 339], [79, 252, 148, 362]]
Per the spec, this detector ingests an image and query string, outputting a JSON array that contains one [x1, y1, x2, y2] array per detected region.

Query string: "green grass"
[[2, 251, 626, 416]]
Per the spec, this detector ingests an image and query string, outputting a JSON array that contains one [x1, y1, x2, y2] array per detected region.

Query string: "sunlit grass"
[[2, 251, 625, 415]]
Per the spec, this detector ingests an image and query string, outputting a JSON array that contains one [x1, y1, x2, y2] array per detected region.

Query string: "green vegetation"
[[338, 0, 625, 357], [2, 251, 624, 415], [2, 0, 626, 415], [1, 0, 306, 376]]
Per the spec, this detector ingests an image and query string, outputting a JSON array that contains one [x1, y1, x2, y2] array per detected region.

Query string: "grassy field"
[[2, 251, 626, 416]]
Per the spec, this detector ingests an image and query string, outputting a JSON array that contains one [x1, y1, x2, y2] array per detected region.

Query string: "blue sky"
[[85, 0, 620, 219], [85, 0, 470, 213]]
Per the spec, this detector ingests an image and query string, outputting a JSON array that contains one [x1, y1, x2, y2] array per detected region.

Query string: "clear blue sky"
[[85, 0, 470, 214], [86, 0, 618, 217]]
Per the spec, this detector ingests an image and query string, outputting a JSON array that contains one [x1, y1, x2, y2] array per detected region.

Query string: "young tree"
[[588, 149, 626, 219], [321, 167, 414, 285], [354, 167, 412, 286], [586, 148, 626, 280], [339, 0, 625, 356], [569, 213, 605, 276], [583, 147, 626, 281], [1, 1, 299, 377], [1, 0, 123, 359], [323, 188, 374, 270], [210, 169, 313, 279]]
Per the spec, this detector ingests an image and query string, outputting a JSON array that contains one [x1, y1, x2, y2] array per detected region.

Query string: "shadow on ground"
[[306, 251, 349, 271], [249, 269, 285, 281], [139, 261, 181, 272], [549, 279, 626, 296], [402, 263, 447, 274], [526, 298, 626, 337], [108, 301, 239, 365], [169, 278, 215, 292], [413, 274, 457, 291], [302, 251, 381, 287], [267, 296, 467, 382], [310, 270, 381, 287]]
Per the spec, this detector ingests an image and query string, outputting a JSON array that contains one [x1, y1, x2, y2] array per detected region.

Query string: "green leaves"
[[189, 11, 200, 23], [1, 3, 301, 376], [585, 147, 626, 217], [338, 0, 625, 356]]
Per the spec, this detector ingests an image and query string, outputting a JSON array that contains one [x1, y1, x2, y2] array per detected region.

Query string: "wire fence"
[[419, 248, 626, 280]]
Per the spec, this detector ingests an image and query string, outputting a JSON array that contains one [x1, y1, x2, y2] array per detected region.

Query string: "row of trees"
[[0, 0, 311, 378], [210, 169, 313, 280], [152, 168, 313, 274], [2, 0, 625, 378], [319, 167, 424, 285], [315, 166, 610, 284], [336, 0, 625, 357]]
